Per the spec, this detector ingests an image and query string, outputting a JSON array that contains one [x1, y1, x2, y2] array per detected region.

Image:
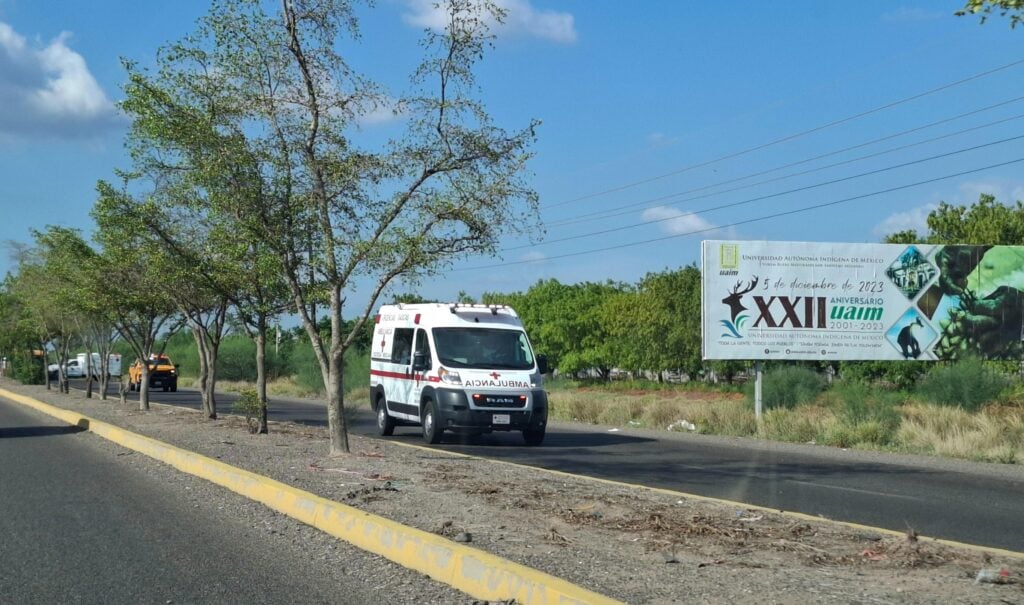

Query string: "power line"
[[544, 58, 1024, 210], [547, 109, 1024, 228], [455, 157, 1024, 272], [504, 134, 1024, 251]]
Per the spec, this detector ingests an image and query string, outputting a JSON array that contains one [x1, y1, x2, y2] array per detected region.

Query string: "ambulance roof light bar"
[[447, 303, 515, 317]]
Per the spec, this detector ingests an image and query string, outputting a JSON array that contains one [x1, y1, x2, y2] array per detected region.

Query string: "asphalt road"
[[69, 379, 1024, 553], [0, 398, 406, 604]]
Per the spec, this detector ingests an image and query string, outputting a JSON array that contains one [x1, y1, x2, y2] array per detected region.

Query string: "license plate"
[[493, 414, 510, 425]]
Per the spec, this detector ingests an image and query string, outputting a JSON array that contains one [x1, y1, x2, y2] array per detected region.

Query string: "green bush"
[[13, 353, 44, 385], [216, 337, 257, 381], [746, 365, 825, 410], [915, 358, 1009, 411], [839, 361, 927, 390], [230, 389, 262, 434], [834, 381, 902, 427], [290, 343, 370, 396]]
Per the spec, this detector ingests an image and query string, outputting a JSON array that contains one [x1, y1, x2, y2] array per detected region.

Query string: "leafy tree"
[[117, 0, 539, 454], [10, 240, 81, 393], [92, 183, 181, 411], [32, 227, 121, 399], [486, 279, 624, 379], [886, 194, 1024, 246], [598, 266, 702, 380], [0, 277, 48, 385]]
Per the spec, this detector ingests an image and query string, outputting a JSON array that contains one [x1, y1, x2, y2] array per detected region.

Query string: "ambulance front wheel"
[[422, 399, 443, 444], [376, 396, 395, 436], [523, 426, 546, 446]]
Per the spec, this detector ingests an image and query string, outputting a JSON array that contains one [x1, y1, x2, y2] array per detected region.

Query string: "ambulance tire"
[[422, 399, 443, 444], [376, 396, 395, 436], [523, 427, 546, 446]]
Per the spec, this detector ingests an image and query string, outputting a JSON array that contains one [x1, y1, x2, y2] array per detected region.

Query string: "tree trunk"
[[256, 314, 268, 434], [204, 346, 218, 420], [327, 290, 349, 455], [192, 325, 212, 417], [139, 364, 151, 411], [326, 358, 348, 455]]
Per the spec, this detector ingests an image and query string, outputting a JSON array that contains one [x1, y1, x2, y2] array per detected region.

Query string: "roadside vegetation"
[[545, 358, 1024, 465]]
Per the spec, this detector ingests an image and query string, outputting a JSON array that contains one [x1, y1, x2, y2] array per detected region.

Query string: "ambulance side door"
[[387, 328, 415, 419], [410, 328, 432, 414]]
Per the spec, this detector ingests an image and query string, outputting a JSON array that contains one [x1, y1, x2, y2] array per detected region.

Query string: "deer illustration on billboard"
[[722, 277, 759, 322], [719, 277, 760, 339]]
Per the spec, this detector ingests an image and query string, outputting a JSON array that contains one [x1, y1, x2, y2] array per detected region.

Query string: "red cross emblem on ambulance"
[[489, 372, 501, 380]]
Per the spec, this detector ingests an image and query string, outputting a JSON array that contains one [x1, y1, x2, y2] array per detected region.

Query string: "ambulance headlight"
[[438, 367, 462, 385]]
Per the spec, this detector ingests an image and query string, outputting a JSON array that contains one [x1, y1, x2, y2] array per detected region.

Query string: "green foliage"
[[214, 338, 256, 382], [290, 343, 370, 396], [747, 365, 825, 410], [599, 265, 702, 377], [889, 194, 1024, 246], [11, 352, 44, 385], [230, 389, 262, 434], [958, 0, 1024, 27], [822, 381, 902, 447], [839, 361, 928, 390], [915, 358, 1010, 411], [484, 279, 626, 377]]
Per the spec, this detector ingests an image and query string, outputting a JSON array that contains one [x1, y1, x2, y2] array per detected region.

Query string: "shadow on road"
[[0, 425, 87, 439]]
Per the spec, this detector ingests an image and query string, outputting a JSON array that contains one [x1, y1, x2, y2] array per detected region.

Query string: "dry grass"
[[547, 388, 752, 435], [550, 385, 1024, 464], [897, 403, 1024, 463], [215, 376, 327, 399]]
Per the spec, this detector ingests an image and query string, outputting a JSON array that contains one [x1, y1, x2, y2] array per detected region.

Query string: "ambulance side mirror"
[[412, 352, 429, 372], [536, 354, 548, 375]]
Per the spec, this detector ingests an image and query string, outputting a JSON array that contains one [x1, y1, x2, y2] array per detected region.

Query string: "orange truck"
[[128, 354, 179, 392]]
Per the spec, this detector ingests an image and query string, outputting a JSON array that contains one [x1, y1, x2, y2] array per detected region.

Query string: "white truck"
[[370, 303, 549, 445], [55, 353, 122, 379]]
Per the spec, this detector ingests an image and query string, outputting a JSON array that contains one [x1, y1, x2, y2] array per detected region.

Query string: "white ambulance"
[[370, 303, 549, 445]]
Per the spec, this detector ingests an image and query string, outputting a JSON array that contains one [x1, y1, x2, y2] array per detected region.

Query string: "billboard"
[[702, 240, 1024, 361]]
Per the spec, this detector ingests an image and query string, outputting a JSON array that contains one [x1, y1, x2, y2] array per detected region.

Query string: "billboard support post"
[[754, 361, 763, 420]]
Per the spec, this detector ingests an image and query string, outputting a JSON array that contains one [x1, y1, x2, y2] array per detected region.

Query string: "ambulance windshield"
[[432, 328, 535, 370]]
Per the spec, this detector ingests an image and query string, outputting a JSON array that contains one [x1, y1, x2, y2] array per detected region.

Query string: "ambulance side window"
[[392, 329, 414, 365], [414, 328, 432, 369]]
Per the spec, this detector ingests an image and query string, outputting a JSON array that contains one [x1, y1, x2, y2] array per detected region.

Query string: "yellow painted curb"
[[0, 388, 622, 605], [389, 435, 1024, 562]]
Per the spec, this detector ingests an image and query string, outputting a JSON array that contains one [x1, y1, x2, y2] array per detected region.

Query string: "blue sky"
[[1, 0, 1022, 310]]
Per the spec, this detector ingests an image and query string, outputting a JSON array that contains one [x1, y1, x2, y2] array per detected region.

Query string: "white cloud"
[[403, 0, 577, 44], [642, 206, 718, 236], [354, 95, 406, 127], [957, 180, 1024, 203], [0, 21, 121, 139], [881, 7, 945, 23], [520, 250, 546, 263], [646, 132, 679, 148], [872, 203, 936, 238]]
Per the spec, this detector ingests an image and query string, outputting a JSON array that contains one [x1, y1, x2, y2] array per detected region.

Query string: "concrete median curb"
[[0, 387, 622, 605]]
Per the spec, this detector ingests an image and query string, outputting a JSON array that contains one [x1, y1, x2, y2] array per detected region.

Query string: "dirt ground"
[[4, 379, 1022, 605]]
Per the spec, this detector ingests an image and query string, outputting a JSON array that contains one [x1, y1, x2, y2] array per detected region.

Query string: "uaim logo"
[[720, 276, 759, 338]]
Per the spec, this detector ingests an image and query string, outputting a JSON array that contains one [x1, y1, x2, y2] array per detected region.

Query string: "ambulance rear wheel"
[[376, 396, 395, 436], [422, 399, 443, 444]]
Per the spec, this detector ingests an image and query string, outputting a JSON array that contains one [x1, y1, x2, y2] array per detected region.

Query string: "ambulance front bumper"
[[435, 387, 548, 431]]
